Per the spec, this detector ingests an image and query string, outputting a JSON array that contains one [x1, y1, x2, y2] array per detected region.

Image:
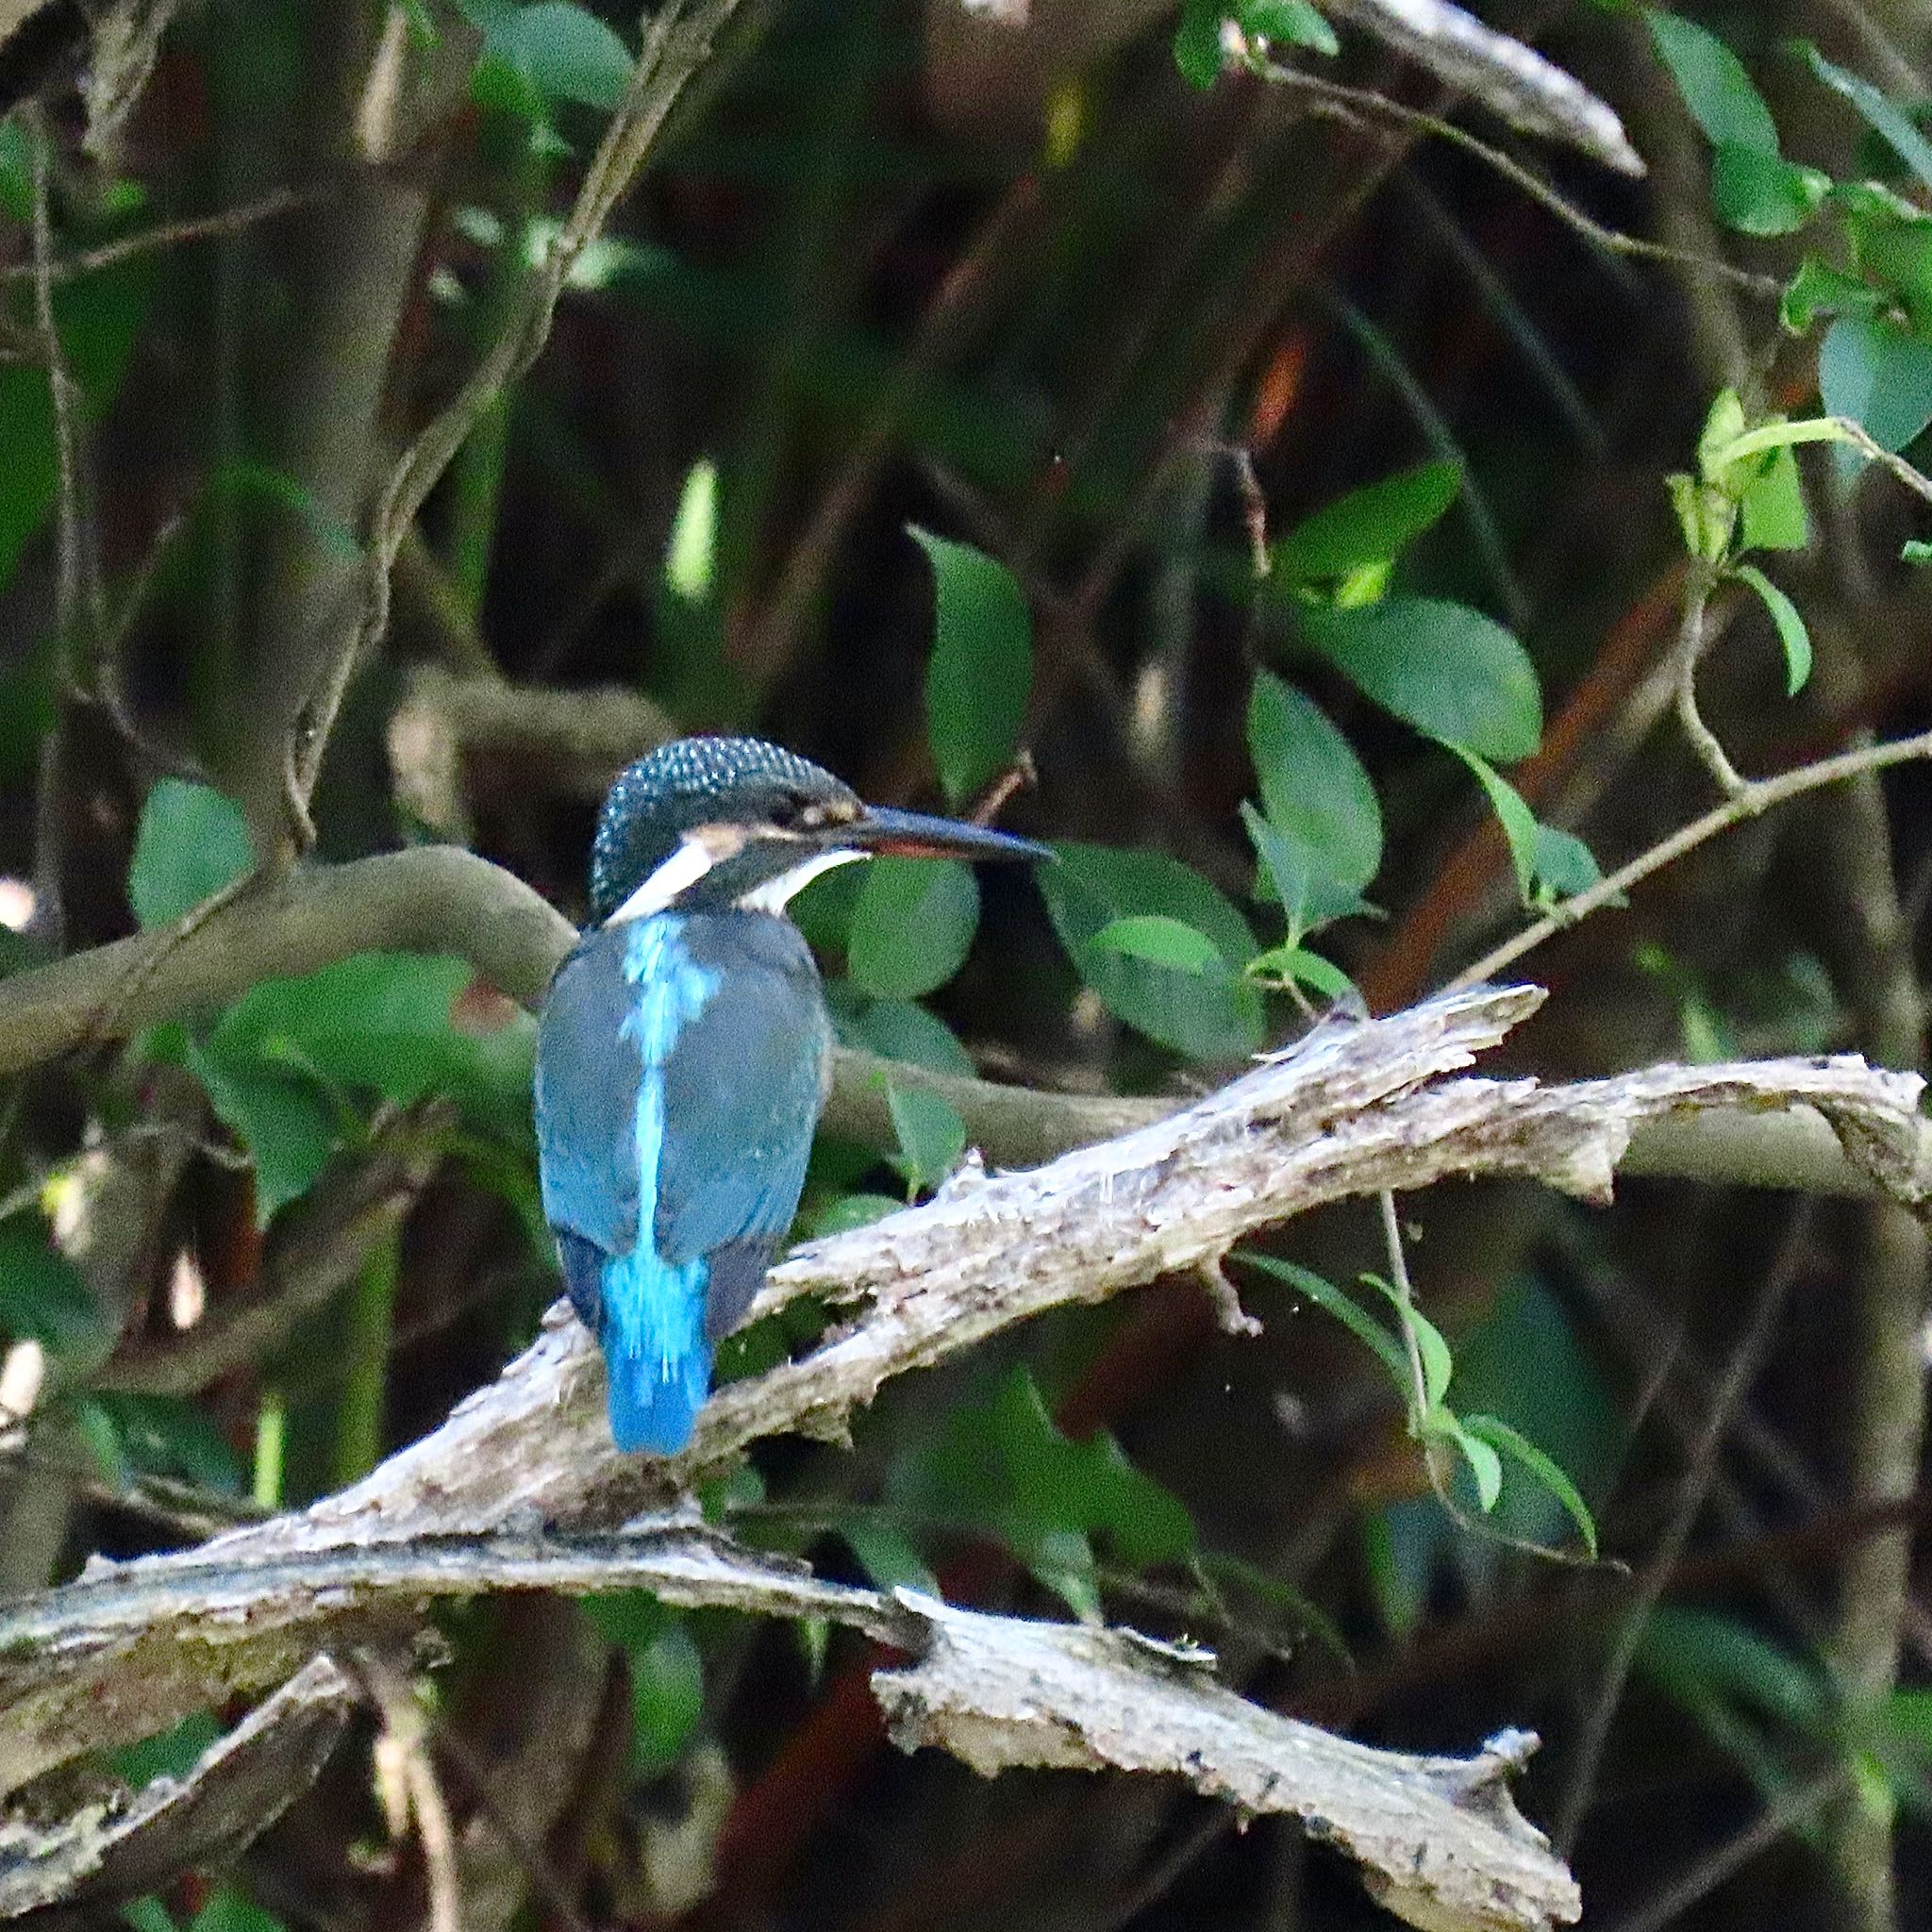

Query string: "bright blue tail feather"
[[600, 1244, 711, 1455]]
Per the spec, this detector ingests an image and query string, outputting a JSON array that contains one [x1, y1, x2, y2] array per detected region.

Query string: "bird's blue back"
[[534, 908, 831, 1453]]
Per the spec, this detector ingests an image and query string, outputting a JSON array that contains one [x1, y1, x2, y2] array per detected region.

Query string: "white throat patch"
[[608, 828, 740, 924], [739, 847, 864, 913], [608, 830, 863, 922]]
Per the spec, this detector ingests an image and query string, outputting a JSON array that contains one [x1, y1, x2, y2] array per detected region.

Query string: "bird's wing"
[[533, 924, 642, 1264], [652, 913, 830, 1312]]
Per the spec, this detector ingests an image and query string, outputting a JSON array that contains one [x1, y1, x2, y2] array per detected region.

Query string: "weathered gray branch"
[[0, 1528, 1578, 1931], [877, 1593, 1574, 1932], [1324, 0, 1642, 175], [0, 1656, 355, 1917], [2, 986, 1923, 1929]]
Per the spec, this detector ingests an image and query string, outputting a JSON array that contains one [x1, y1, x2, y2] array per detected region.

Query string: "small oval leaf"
[[1090, 914, 1228, 976], [1298, 597, 1542, 761], [912, 527, 1034, 807]]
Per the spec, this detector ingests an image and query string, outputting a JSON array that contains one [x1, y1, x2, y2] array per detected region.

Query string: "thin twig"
[[1377, 1189, 1431, 1421], [292, 0, 745, 845], [1671, 562, 1748, 798], [359, 1653, 465, 1932], [28, 111, 81, 654], [0, 186, 319, 284], [1554, 1202, 1815, 1853], [1266, 62, 1780, 299], [1448, 725, 1932, 991]]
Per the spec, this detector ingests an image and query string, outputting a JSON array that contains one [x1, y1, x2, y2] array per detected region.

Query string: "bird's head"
[[589, 736, 1048, 924]]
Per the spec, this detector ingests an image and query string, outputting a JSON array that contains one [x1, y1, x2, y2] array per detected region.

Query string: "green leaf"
[[122, 1900, 179, 1932], [891, 1366, 1195, 1620], [808, 1191, 903, 1237], [1447, 744, 1539, 903], [663, 457, 718, 602], [1460, 1413, 1599, 1556], [188, 1890, 286, 1932], [1819, 313, 1932, 454], [886, 1082, 967, 1192], [186, 1036, 339, 1224], [848, 858, 980, 1000], [627, 1621, 705, 1776], [1362, 1272, 1453, 1408], [826, 985, 974, 1075], [1738, 440, 1809, 552], [116, 1711, 222, 1790], [912, 527, 1033, 807], [0, 120, 34, 224], [1241, 803, 1309, 930], [1529, 824, 1603, 908], [1846, 205, 1932, 336], [213, 953, 533, 1124], [1430, 1414, 1502, 1509], [1245, 674, 1382, 900], [1782, 258, 1887, 333], [1039, 842, 1262, 1061], [1802, 42, 1932, 197], [1637, 1607, 1829, 1732], [1647, 13, 1778, 157], [1710, 145, 1828, 237], [1733, 563, 1813, 695], [1905, 539, 1932, 564], [1246, 944, 1358, 1004], [1090, 914, 1228, 976], [88, 1391, 246, 1492], [1238, 0, 1336, 55], [1298, 597, 1541, 761], [1274, 460, 1460, 580], [0, 262, 150, 594], [0, 1218, 103, 1363], [464, 0, 634, 109], [1173, 0, 1225, 89], [1243, 1254, 1409, 1392], [841, 1517, 941, 1597], [189, 953, 535, 1220], [127, 779, 255, 928]]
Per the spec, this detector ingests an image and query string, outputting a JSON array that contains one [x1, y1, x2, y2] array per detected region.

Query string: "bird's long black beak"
[[843, 806, 1051, 864]]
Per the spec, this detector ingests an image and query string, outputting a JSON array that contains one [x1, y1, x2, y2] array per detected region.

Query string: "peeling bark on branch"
[[0, 1656, 355, 1916], [0, 1533, 1576, 1931], [875, 1594, 1576, 1932], [0, 985, 1923, 1928]]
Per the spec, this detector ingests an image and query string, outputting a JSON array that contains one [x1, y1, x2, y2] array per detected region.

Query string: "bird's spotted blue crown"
[[590, 737, 859, 924], [536, 734, 1048, 1456]]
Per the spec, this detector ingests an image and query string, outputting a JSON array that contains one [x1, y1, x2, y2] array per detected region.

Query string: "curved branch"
[[0, 849, 1927, 1203], [0, 847, 576, 1072]]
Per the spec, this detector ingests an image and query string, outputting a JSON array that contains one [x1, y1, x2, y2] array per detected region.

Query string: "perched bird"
[[534, 736, 1048, 1455]]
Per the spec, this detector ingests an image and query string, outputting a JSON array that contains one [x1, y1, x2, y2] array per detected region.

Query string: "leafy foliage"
[[1040, 841, 1262, 1060], [912, 527, 1032, 808], [890, 1366, 1196, 1620]]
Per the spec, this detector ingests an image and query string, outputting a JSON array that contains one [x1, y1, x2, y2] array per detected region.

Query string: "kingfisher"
[[534, 735, 1048, 1456]]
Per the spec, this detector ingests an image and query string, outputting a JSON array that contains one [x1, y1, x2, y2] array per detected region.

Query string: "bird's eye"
[[794, 798, 855, 831]]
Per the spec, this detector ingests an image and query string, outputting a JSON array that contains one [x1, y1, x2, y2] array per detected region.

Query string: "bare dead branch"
[[876, 1594, 1577, 1931], [1, 991, 1920, 1767], [0, 1524, 1579, 1931], [1322, 0, 1643, 176], [0, 1656, 355, 1917]]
